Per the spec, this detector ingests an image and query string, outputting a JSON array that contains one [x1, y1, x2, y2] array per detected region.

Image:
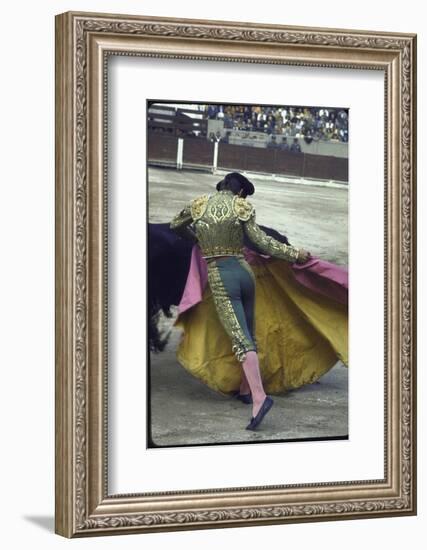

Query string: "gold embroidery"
[[170, 203, 192, 230], [170, 203, 197, 242], [171, 191, 300, 262], [207, 262, 255, 363], [232, 196, 254, 221], [190, 194, 209, 220], [193, 192, 244, 257], [243, 214, 300, 262], [208, 201, 230, 223]]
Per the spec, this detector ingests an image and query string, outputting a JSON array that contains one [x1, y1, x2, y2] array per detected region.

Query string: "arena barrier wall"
[[148, 133, 348, 183]]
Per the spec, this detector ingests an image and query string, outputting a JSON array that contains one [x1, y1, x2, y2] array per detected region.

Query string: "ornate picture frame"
[[55, 11, 417, 537]]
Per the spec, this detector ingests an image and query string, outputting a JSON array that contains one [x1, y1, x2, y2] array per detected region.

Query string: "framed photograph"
[[55, 11, 417, 537], [147, 98, 349, 450]]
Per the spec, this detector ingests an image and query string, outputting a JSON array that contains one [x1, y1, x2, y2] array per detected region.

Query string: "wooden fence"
[[147, 132, 348, 182]]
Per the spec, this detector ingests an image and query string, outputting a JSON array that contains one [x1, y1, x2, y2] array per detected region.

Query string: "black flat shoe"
[[246, 396, 274, 430], [231, 391, 252, 404]]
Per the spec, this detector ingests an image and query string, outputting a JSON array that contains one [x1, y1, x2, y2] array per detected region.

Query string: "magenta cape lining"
[[177, 245, 348, 315]]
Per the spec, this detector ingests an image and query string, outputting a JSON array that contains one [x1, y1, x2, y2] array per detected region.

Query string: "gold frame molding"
[[55, 11, 417, 537]]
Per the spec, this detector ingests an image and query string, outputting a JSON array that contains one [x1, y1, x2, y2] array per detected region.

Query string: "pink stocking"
[[241, 351, 267, 417], [239, 369, 251, 396]]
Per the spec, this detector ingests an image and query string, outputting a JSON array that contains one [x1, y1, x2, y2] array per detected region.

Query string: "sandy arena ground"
[[148, 167, 348, 447]]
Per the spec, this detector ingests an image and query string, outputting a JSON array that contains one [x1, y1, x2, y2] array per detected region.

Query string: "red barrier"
[[148, 133, 348, 182]]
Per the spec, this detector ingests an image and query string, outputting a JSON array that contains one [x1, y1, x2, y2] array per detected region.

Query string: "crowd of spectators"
[[207, 130, 303, 153], [205, 104, 349, 143]]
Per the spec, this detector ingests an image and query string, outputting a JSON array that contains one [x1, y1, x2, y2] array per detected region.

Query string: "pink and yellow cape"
[[174, 245, 348, 395]]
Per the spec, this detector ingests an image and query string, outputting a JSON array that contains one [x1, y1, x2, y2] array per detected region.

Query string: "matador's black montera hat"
[[216, 172, 255, 196]]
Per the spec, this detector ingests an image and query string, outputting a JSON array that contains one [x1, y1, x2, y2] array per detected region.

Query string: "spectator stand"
[[147, 103, 348, 184]]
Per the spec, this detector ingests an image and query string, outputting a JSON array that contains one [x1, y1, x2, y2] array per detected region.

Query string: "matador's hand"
[[296, 249, 311, 264]]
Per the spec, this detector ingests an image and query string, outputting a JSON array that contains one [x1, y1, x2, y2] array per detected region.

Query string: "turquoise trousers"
[[206, 256, 257, 362]]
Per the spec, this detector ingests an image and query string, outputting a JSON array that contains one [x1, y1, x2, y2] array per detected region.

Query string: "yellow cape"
[[174, 257, 348, 395]]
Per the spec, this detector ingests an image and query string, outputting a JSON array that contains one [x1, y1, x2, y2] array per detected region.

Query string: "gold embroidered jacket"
[[170, 189, 300, 262]]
